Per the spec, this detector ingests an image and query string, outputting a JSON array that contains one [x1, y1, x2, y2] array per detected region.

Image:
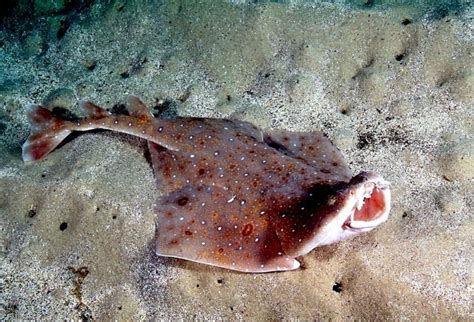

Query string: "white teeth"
[[356, 182, 375, 210], [364, 182, 375, 198], [355, 182, 375, 211]]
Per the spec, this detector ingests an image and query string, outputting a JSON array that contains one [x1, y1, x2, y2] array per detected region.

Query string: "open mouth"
[[287, 171, 391, 254], [343, 180, 390, 232]]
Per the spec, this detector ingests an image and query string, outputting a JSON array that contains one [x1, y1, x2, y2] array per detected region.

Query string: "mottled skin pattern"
[[22, 96, 391, 273], [148, 117, 353, 271]]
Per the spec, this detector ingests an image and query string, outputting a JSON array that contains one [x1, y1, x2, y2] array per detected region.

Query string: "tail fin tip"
[[22, 104, 72, 162]]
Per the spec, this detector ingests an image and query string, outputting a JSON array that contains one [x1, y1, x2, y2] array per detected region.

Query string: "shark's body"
[[22, 96, 391, 273]]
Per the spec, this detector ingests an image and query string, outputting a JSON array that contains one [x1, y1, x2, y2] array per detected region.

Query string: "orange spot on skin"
[[258, 217, 269, 229], [137, 116, 149, 124], [242, 223, 253, 236]]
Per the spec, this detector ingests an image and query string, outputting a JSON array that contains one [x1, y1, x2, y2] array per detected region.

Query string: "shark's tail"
[[22, 96, 157, 162], [22, 105, 74, 162]]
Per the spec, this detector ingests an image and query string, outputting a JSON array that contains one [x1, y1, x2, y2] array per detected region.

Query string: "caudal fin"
[[22, 105, 73, 162]]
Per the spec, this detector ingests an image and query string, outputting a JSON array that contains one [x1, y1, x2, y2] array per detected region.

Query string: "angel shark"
[[22, 95, 391, 273]]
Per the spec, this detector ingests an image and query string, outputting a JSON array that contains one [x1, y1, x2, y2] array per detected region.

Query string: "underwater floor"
[[1, 0, 472, 319]]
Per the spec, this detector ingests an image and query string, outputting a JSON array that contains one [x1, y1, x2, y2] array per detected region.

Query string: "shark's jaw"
[[300, 172, 391, 253]]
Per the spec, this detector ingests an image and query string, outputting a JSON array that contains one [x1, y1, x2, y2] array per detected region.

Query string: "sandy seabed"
[[1, 1, 472, 320]]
